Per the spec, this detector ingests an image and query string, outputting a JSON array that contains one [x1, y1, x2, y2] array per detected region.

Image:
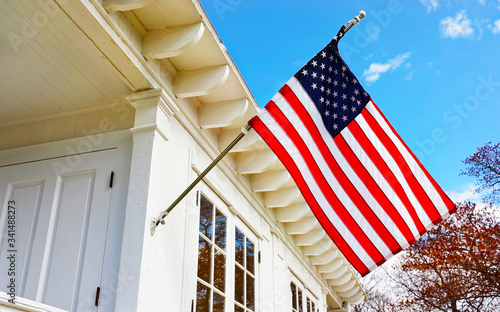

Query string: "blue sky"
[[199, 0, 500, 198]]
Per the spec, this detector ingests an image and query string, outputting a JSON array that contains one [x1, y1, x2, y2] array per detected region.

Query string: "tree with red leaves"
[[354, 142, 500, 312], [392, 201, 500, 312], [461, 141, 500, 204]]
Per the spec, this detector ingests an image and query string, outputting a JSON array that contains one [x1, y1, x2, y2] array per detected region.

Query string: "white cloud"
[[420, 0, 439, 12], [440, 11, 474, 39], [446, 183, 484, 205], [363, 52, 411, 83], [493, 20, 500, 34]]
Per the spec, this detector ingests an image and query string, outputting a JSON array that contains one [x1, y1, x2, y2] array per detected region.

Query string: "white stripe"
[[354, 109, 433, 228], [273, 92, 396, 256], [287, 78, 414, 247], [258, 108, 377, 270], [365, 103, 450, 217], [337, 125, 420, 241]]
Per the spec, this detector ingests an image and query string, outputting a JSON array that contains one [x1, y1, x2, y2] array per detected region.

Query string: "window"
[[290, 282, 303, 312], [306, 296, 316, 312], [234, 228, 255, 312], [196, 194, 227, 312], [290, 281, 317, 312], [195, 191, 258, 312]]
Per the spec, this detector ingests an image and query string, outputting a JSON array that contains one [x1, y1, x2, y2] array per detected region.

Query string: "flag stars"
[[327, 77, 332, 84], [351, 95, 356, 102], [333, 91, 338, 97], [320, 86, 325, 92], [312, 61, 318, 67], [342, 115, 348, 121], [351, 106, 357, 113], [333, 102, 338, 108], [324, 110, 330, 117], [342, 94, 347, 100], [342, 65, 347, 72], [333, 80, 338, 86], [326, 89, 331, 95], [302, 69, 308, 76], [312, 72, 317, 78], [312, 83, 318, 89], [333, 113, 338, 119], [333, 124, 338, 130], [321, 51, 327, 58], [320, 75, 325, 81], [341, 82, 347, 89], [320, 97, 325, 103], [320, 63, 326, 70], [328, 66, 333, 73], [354, 89, 360, 95], [326, 99, 330, 105], [342, 104, 347, 111]]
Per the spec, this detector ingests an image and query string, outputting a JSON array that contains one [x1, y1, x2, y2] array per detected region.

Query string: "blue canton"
[[293, 26, 370, 138]]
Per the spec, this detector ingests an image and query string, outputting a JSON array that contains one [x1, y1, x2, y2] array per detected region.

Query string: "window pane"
[[215, 209, 226, 250], [213, 249, 226, 292], [247, 274, 255, 311], [311, 302, 315, 312], [235, 228, 244, 265], [196, 282, 210, 312], [298, 288, 303, 312], [234, 264, 245, 304], [234, 305, 245, 312], [199, 195, 213, 240], [246, 238, 254, 274], [212, 291, 225, 312], [197, 237, 212, 283], [307, 298, 311, 312], [291, 282, 297, 309]]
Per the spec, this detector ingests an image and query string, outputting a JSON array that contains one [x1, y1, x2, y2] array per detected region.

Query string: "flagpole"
[[151, 124, 253, 235]]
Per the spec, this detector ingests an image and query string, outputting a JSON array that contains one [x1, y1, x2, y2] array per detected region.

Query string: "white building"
[[0, 0, 365, 311]]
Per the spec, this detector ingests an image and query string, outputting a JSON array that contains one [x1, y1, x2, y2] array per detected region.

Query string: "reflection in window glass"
[[235, 305, 245, 312], [246, 274, 255, 311], [215, 210, 226, 251], [298, 288, 303, 312], [235, 228, 244, 265], [197, 237, 212, 283], [291, 282, 297, 310], [213, 249, 226, 292], [196, 282, 210, 312], [246, 239, 254, 275], [212, 291, 225, 312], [199, 195, 213, 240], [234, 264, 244, 304]]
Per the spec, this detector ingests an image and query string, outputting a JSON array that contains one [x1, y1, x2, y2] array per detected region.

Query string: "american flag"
[[248, 26, 455, 276]]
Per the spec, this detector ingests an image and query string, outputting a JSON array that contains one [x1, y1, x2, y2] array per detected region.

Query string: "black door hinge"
[[109, 171, 115, 188], [258, 251, 261, 263], [95, 286, 101, 307]]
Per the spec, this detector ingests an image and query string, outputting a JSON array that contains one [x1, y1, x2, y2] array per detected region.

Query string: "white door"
[[0, 149, 116, 311]]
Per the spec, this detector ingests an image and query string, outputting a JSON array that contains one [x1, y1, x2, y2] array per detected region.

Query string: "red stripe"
[[369, 101, 456, 218], [280, 85, 405, 252], [249, 113, 370, 275], [361, 108, 442, 225], [265, 101, 385, 264], [333, 134, 415, 245], [346, 120, 426, 236]]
